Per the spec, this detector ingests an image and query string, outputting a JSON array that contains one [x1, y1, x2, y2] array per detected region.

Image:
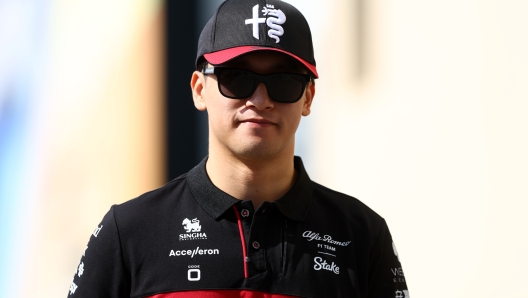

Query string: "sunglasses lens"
[[215, 68, 308, 103], [267, 74, 306, 103], [218, 69, 254, 98]]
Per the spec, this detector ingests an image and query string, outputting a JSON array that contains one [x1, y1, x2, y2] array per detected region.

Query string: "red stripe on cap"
[[204, 46, 318, 78]]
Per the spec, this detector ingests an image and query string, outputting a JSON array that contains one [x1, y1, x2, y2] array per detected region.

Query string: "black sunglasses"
[[202, 67, 312, 103]]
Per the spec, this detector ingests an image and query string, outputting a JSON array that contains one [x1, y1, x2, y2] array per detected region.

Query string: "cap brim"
[[203, 46, 318, 78]]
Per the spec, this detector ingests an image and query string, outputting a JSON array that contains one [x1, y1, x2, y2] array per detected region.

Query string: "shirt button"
[[241, 209, 250, 218], [252, 241, 260, 250]]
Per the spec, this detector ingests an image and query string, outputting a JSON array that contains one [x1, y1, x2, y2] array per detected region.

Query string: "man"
[[68, 0, 409, 297]]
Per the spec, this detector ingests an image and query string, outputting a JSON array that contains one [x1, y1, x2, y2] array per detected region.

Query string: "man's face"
[[191, 51, 315, 160]]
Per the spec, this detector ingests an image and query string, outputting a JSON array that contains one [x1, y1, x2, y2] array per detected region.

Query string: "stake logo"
[[313, 256, 340, 274]]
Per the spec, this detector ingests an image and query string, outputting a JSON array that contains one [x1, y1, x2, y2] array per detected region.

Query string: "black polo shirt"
[[68, 157, 409, 298]]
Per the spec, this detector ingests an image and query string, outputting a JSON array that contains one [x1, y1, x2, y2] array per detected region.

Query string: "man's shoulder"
[[112, 173, 191, 220], [311, 181, 384, 224]]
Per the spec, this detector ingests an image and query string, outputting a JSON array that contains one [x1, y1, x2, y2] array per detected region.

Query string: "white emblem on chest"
[[182, 218, 201, 232], [180, 218, 207, 240]]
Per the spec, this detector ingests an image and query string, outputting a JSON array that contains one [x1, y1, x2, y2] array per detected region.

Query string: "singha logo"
[[182, 218, 201, 233]]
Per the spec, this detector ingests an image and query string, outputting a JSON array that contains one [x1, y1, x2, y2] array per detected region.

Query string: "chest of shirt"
[[120, 201, 361, 297]]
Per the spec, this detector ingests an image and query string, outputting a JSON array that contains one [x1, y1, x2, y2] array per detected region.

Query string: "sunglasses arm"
[[202, 67, 215, 75]]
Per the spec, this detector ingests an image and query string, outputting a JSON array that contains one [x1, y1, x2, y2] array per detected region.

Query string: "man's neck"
[[206, 151, 297, 209]]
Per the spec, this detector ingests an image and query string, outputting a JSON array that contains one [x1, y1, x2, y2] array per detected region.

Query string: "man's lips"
[[239, 118, 276, 126]]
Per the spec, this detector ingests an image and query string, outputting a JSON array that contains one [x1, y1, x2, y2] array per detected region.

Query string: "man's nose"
[[245, 82, 274, 110]]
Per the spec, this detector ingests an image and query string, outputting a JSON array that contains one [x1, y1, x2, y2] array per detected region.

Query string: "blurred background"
[[0, 0, 526, 297]]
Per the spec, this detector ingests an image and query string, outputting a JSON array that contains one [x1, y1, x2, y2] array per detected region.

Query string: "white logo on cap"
[[263, 5, 286, 43], [244, 4, 286, 43]]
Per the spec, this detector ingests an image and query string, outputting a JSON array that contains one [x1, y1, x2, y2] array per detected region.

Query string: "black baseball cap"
[[196, 0, 318, 78]]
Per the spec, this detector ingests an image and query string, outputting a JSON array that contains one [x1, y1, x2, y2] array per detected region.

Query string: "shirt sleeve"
[[367, 219, 409, 298], [67, 205, 130, 297]]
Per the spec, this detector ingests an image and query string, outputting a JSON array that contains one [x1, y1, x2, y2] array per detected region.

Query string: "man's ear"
[[190, 71, 207, 111], [302, 82, 315, 116]]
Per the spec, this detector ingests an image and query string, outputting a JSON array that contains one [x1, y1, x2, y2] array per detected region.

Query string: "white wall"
[[290, 0, 528, 297]]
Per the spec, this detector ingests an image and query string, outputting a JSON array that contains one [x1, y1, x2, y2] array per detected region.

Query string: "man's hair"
[[196, 57, 208, 72]]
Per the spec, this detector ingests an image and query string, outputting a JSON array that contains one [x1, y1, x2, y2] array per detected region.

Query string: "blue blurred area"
[[0, 0, 49, 295], [0, 81, 30, 296]]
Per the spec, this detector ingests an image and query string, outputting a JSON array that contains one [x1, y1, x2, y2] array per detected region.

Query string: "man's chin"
[[229, 141, 283, 161]]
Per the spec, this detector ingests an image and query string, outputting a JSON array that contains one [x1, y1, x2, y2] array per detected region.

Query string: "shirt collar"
[[186, 156, 313, 222]]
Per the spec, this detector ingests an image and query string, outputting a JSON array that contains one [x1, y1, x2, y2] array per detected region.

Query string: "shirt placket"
[[239, 200, 269, 277]]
